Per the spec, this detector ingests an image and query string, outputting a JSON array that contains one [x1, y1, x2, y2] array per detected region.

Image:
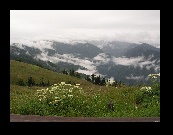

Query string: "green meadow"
[[10, 60, 160, 117]]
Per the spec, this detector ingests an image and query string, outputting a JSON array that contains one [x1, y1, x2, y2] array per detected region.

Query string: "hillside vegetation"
[[10, 60, 160, 117], [10, 60, 95, 88]]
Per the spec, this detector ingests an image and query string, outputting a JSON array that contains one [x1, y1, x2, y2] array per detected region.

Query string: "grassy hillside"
[[10, 60, 160, 117], [10, 60, 95, 88]]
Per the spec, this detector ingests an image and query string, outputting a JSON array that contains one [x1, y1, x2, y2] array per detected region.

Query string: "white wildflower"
[[54, 100, 58, 103], [69, 89, 72, 93], [37, 90, 41, 92], [140, 86, 152, 91], [140, 87, 146, 90], [65, 84, 72, 86], [148, 74, 152, 77], [68, 94, 73, 98], [61, 82, 65, 85], [152, 76, 157, 79], [146, 87, 152, 91]]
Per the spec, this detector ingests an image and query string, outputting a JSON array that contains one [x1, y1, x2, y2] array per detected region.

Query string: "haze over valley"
[[10, 10, 160, 85]]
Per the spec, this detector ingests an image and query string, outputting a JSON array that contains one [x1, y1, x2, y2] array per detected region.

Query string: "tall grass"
[[10, 60, 94, 87], [10, 81, 160, 117], [10, 60, 160, 117]]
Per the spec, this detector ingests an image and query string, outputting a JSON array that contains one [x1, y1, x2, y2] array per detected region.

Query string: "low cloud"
[[35, 52, 98, 75], [112, 56, 144, 67], [93, 53, 111, 65], [11, 43, 25, 50], [11, 39, 54, 51], [112, 56, 160, 71], [126, 74, 144, 80], [76, 69, 97, 75], [35, 50, 160, 76]]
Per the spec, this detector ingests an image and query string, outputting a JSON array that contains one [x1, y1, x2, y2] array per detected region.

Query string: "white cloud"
[[112, 56, 144, 67], [108, 77, 115, 82], [10, 10, 160, 46], [138, 60, 155, 69], [35, 48, 160, 75], [112, 56, 160, 71], [93, 53, 110, 65], [35, 52, 99, 75], [76, 69, 97, 76], [126, 74, 144, 80], [11, 43, 24, 50], [10, 40, 54, 51]]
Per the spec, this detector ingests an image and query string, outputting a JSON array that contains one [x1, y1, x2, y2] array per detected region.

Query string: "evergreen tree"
[[85, 75, 91, 82], [91, 74, 96, 84], [75, 72, 81, 78], [39, 77, 45, 86], [62, 69, 68, 75], [17, 78, 25, 86], [101, 77, 106, 86], [69, 68, 75, 76], [27, 76, 35, 87], [47, 80, 50, 86], [95, 75, 101, 85]]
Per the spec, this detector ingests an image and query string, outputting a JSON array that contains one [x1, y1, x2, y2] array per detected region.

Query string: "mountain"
[[50, 41, 104, 58], [124, 43, 160, 58], [10, 45, 60, 72], [10, 40, 160, 85], [89, 40, 139, 57]]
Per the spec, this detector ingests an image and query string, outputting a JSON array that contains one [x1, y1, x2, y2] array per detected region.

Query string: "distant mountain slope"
[[10, 40, 160, 85], [10, 45, 60, 72], [51, 41, 104, 58], [124, 43, 160, 60], [90, 40, 139, 57]]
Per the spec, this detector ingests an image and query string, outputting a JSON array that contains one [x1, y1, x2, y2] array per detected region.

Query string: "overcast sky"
[[10, 10, 160, 46]]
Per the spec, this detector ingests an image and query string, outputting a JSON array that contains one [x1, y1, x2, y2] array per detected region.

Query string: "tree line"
[[62, 68, 81, 78], [61, 68, 124, 87], [17, 76, 50, 87]]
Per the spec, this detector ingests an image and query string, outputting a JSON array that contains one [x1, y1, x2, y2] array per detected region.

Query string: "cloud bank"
[[10, 10, 160, 46]]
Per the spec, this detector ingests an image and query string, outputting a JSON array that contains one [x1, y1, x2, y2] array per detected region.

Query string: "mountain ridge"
[[10, 40, 160, 85]]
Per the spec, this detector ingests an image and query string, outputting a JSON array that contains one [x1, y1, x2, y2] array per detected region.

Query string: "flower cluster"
[[140, 86, 152, 92], [148, 73, 160, 79], [135, 73, 160, 107], [36, 82, 82, 105]]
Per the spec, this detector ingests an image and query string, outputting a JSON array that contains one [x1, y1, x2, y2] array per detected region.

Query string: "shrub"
[[135, 73, 160, 108], [17, 78, 25, 86]]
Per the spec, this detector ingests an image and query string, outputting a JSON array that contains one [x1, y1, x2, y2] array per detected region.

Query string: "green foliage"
[[11, 81, 160, 117], [17, 78, 25, 86], [10, 60, 94, 88], [10, 60, 160, 117], [62, 69, 68, 75], [135, 73, 160, 109], [85, 74, 107, 86], [27, 76, 35, 87]]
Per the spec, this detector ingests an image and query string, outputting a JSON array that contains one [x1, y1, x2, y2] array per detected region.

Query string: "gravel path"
[[10, 114, 160, 122]]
